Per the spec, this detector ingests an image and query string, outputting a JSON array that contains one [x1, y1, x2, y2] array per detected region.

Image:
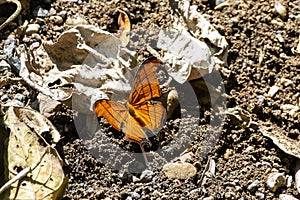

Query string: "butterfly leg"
[[140, 142, 151, 167]]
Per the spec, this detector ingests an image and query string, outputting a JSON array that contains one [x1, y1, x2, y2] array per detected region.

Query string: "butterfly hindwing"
[[94, 100, 128, 131]]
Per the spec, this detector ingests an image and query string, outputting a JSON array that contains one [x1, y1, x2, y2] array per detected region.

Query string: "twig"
[[0, 0, 22, 31]]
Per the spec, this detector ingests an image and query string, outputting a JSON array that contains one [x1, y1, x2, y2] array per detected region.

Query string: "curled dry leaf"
[[162, 0, 228, 82], [259, 121, 300, 159], [118, 10, 131, 46], [19, 25, 137, 114], [0, 107, 67, 199]]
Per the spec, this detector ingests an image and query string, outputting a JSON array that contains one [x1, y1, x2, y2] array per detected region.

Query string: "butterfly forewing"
[[129, 58, 162, 105]]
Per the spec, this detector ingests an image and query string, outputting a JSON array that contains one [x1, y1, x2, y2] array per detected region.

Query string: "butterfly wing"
[[94, 99, 150, 144], [146, 101, 167, 132], [129, 58, 162, 105], [94, 100, 127, 131]]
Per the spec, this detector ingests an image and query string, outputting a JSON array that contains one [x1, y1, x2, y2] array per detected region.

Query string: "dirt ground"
[[0, 0, 299, 199]]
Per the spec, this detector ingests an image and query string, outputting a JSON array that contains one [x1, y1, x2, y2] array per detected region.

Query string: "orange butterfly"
[[94, 58, 167, 159]]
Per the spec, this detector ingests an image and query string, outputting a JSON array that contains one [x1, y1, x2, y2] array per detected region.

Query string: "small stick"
[[0, 0, 22, 31], [0, 146, 50, 195]]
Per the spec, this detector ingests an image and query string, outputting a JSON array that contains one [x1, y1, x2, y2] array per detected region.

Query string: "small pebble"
[[50, 16, 64, 25], [179, 152, 194, 163], [279, 194, 298, 200], [14, 93, 24, 101], [0, 60, 11, 74], [275, 1, 287, 19], [266, 172, 286, 192], [49, 7, 57, 16], [267, 85, 279, 97], [131, 192, 140, 199], [163, 162, 197, 179], [26, 24, 40, 35], [257, 95, 265, 104], [280, 78, 293, 87], [139, 169, 154, 183], [1, 94, 8, 102], [31, 33, 42, 41], [66, 16, 88, 26], [58, 11, 67, 18], [33, 6, 49, 17], [247, 180, 259, 192], [255, 192, 265, 199], [203, 196, 214, 200], [286, 175, 292, 188]]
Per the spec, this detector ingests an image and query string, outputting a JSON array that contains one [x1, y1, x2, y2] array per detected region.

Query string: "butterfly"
[[94, 58, 167, 160]]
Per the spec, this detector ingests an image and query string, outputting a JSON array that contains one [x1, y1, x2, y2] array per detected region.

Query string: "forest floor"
[[0, 0, 299, 199]]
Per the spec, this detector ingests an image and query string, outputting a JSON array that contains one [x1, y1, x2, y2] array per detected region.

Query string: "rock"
[[49, 7, 57, 16], [257, 95, 265, 104], [1, 94, 8, 102], [163, 162, 197, 179], [2, 99, 24, 107], [280, 78, 293, 87], [50, 16, 64, 25], [266, 172, 286, 192], [66, 16, 88, 26], [139, 169, 154, 183], [247, 180, 259, 192], [255, 192, 265, 199], [119, 171, 132, 183], [3, 37, 16, 58], [267, 85, 279, 97], [215, 0, 225, 6], [281, 104, 299, 117], [58, 11, 67, 19], [279, 194, 298, 200], [14, 93, 24, 101], [131, 192, 140, 199], [33, 6, 49, 17], [286, 175, 292, 188], [179, 152, 194, 163], [275, 1, 287, 19], [31, 33, 42, 41], [0, 60, 11, 74], [26, 24, 40, 35], [203, 196, 214, 200]]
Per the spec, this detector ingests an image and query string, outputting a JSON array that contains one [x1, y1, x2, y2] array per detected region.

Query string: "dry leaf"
[[118, 11, 131, 46], [19, 25, 137, 114], [164, 0, 228, 82], [295, 159, 300, 194], [259, 121, 300, 159], [0, 107, 67, 199]]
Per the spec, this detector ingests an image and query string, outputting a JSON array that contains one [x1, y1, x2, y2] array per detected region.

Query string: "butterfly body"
[[94, 58, 167, 149]]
